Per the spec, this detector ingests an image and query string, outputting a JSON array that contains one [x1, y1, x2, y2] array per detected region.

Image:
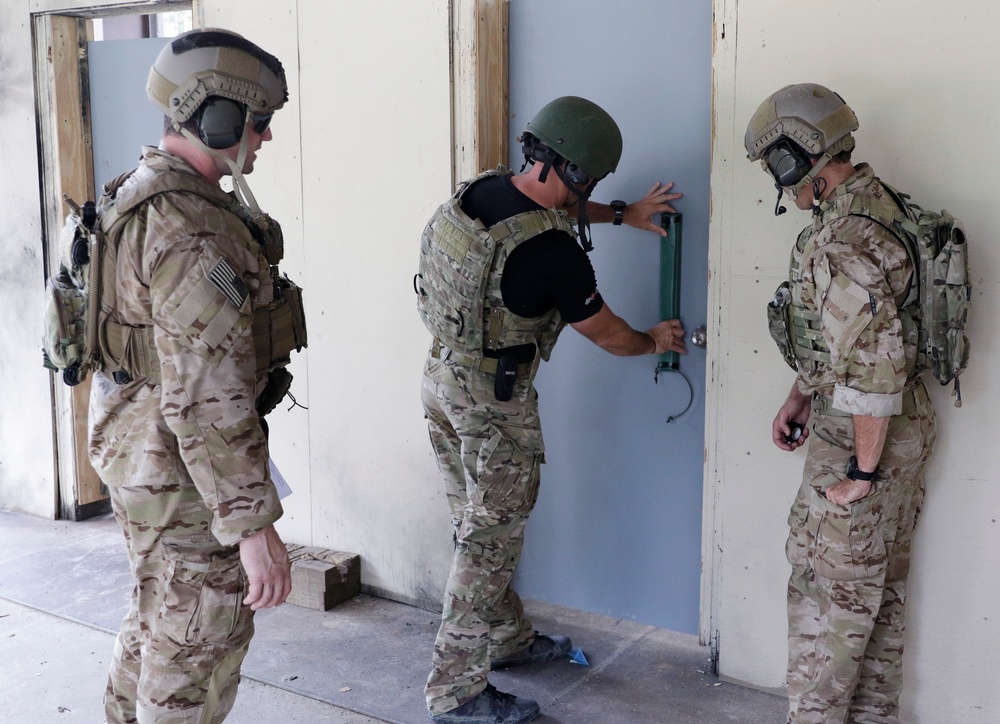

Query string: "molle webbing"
[[416, 169, 576, 370], [788, 240, 831, 371], [481, 207, 573, 360], [790, 306, 830, 366], [253, 275, 307, 372]]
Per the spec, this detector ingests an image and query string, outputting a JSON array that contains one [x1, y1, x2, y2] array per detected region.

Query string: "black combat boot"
[[429, 683, 540, 724], [490, 633, 572, 670]]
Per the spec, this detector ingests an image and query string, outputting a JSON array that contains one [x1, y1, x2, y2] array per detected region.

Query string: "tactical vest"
[[415, 169, 577, 375], [768, 182, 915, 377], [97, 169, 307, 400]]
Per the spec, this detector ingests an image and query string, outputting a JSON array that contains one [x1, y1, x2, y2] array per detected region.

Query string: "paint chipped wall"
[[709, 1, 1000, 719], [3, 0, 454, 606], [0, 1, 57, 517]]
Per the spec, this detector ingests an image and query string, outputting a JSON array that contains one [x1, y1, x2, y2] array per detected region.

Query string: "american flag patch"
[[209, 258, 249, 308]]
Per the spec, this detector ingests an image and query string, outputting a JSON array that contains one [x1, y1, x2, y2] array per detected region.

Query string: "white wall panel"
[[203, 0, 454, 607], [710, 0, 1000, 717], [0, 0, 58, 518]]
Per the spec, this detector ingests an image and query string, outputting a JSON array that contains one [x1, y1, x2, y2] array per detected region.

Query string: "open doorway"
[[34, 4, 192, 520]]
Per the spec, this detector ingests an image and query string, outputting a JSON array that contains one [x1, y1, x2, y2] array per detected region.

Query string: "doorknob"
[[690, 325, 707, 349]]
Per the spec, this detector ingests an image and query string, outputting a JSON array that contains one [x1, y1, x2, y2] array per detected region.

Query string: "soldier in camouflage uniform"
[[746, 84, 938, 723], [88, 29, 296, 723], [417, 96, 688, 724]]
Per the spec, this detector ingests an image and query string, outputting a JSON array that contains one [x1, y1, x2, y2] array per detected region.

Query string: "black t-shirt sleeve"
[[500, 230, 604, 323], [461, 172, 604, 324]]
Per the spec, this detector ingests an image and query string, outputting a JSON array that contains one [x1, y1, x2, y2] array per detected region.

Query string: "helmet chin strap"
[[552, 163, 599, 253], [180, 119, 263, 217]]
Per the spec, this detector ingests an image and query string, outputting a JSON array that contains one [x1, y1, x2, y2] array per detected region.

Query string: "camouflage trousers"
[[106, 479, 254, 723], [785, 382, 936, 724], [421, 353, 543, 714]]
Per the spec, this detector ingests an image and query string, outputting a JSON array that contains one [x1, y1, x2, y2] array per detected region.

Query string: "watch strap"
[[847, 455, 878, 482], [610, 200, 626, 226]]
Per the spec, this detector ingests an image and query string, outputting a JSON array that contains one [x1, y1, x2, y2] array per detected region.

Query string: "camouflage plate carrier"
[[43, 170, 307, 416], [415, 169, 577, 379]]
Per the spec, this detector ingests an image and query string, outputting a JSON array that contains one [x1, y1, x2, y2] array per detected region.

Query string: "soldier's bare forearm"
[[852, 414, 890, 473]]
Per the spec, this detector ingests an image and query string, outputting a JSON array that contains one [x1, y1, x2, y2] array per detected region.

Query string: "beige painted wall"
[[0, 0, 58, 518], [1, 0, 452, 604], [708, 0, 1000, 719], [200, 0, 455, 606], [6, 0, 998, 717]]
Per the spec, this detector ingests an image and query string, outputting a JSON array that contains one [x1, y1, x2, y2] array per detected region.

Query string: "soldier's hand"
[[239, 524, 292, 610], [647, 319, 687, 355], [772, 389, 811, 451], [625, 182, 683, 236], [824, 478, 873, 506]]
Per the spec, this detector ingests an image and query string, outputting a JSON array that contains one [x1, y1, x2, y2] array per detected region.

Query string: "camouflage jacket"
[[790, 163, 918, 417], [88, 147, 281, 546]]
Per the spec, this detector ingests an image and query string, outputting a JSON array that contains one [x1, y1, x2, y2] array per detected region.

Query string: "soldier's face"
[[791, 183, 814, 211], [218, 121, 273, 176]]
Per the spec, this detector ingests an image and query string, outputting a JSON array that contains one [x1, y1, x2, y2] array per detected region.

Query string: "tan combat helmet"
[[148, 27, 287, 127], [147, 28, 288, 214], [744, 83, 858, 210]]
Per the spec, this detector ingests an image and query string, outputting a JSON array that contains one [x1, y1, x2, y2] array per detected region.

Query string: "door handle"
[[690, 325, 707, 349]]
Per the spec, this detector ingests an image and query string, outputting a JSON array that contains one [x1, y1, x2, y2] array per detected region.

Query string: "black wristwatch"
[[846, 455, 878, 482], [610, 200, 626, 226]]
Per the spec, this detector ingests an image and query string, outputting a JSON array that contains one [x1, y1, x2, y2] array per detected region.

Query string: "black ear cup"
[[196, 97, 246, 149]]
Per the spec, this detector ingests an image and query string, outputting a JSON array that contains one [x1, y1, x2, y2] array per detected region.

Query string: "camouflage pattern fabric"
[[89, 147, 282, 722], [788, 164, 918, 416], [785, 383, 936, 723], [781, 165, 937, 722], [416, 169, 573, 369], [422, 352, 543, 714], [105, 484, 253, 724]]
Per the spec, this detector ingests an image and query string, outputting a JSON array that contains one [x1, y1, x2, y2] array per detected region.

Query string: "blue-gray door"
[[509, 0, 711, 634], [88, 38, 166, 190]]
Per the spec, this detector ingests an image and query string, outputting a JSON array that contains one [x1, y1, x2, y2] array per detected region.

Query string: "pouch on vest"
[[766, 281, 798, 371], [42, 199, 100, 386], [253, 273, 308, 373]]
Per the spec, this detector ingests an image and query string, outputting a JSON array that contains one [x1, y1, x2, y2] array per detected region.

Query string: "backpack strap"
[[843, 184, 920, 309]]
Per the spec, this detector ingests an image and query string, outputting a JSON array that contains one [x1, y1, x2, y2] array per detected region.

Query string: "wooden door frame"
[[32, 0, 192, 520], [451, 0, 508, 184]]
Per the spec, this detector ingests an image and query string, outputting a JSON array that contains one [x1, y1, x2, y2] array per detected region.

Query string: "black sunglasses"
[[249, 111, 273, 135]]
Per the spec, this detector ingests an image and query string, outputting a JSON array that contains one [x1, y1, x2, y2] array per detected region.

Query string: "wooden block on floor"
[[285, 544, 361, 610]]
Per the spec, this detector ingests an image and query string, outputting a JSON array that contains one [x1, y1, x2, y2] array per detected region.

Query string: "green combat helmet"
[[146, 28, 288, 214], [744, 83, 858, 214], [520, 95, 623, 250]]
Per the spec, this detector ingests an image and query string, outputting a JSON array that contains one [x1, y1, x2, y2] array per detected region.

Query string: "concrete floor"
[[0, 509, 786, 723]]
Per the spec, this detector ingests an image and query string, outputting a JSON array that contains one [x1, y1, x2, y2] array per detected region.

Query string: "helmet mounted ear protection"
[[194, 97, 274, 150], [195, 97, 247, 149], [763, 138, 814, 189]]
